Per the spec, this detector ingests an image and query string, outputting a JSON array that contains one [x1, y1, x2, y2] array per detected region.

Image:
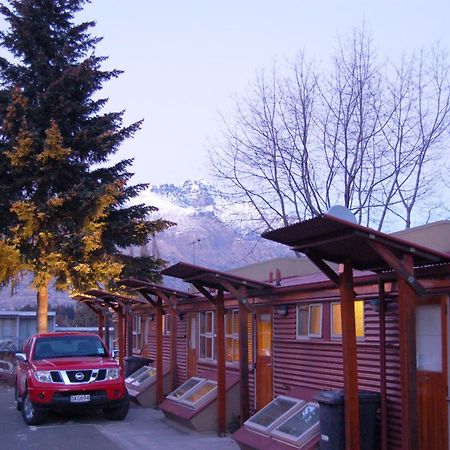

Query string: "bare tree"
[[210, 28, 450, 231]]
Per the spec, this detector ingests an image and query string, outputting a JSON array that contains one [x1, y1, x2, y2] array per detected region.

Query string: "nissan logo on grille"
[[75, 372, 85, 381]]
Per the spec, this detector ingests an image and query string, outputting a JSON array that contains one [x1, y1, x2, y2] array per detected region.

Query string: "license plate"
[[70, 394, 90, 403]]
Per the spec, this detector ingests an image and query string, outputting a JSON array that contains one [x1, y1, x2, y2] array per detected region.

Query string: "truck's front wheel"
[[22, 391, 47, 425], [103, 393, 130, 421]]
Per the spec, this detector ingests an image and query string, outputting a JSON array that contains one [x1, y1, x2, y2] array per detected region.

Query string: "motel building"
[[75, 215, 450, 450]]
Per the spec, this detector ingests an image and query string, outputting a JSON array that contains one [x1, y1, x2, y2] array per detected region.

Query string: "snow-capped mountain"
[[136, 179, 290, 271]]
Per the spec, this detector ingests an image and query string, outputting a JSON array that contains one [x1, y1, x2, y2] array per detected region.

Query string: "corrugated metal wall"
[[271, 297, 402, 449]]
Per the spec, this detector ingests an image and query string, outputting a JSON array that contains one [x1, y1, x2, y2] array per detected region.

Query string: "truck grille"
[[49, 369, 108, 384]]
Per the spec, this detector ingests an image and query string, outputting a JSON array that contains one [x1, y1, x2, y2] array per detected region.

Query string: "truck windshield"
[[33, 336, 107, 359]]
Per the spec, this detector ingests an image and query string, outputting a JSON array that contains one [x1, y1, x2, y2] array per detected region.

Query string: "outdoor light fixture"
[[369, 298, 380, 312], [275, 304, 289, 316], [150, 314, 155, 321], [178, 313, 184, 321]]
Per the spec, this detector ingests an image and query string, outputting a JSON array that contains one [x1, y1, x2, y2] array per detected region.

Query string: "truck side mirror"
[[15, 352, 27, 362]]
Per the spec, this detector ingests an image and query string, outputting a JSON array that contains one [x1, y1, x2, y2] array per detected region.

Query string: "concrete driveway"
[[0, 387, 239, 450]]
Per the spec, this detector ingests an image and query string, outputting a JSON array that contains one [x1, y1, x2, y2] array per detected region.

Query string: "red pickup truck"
[[15, 332, 129, 425]]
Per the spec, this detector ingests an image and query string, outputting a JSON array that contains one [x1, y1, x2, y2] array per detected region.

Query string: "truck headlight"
[[105, 368, 120, 380], [33, 370, 52, 383]]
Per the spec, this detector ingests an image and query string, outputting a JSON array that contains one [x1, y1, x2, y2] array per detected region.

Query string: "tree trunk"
[[36, 284, 49, 333]]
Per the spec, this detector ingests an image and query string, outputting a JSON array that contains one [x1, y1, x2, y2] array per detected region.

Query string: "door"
[[187, 314, 197, 378], [416, 296, 448, 450], [255, 307, 273, 410]]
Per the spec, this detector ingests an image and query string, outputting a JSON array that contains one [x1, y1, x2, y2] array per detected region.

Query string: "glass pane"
[[132, 367, 156, 385], [226, 337, 233, 362], [170, 378, 203, 399], [226, 312, 232, 335], [206, 312, 213, 333], [416, 304, 442, 372], [331, 303, 342, 336], [275, 403, 319, 437], [309, 305, 322, 336], [297, 306, 308, 336], [199, 313, 205, 334], [248, 397, 298, 428], [183, 381, 216, 403], [206, 337, 213, 359], [232, 310, 239, 334], [355, 301, 364, 337], [258, 313, 272, 356]]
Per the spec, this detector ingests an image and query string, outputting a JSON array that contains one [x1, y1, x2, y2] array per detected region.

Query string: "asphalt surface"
[[0, 387, 239, 450]]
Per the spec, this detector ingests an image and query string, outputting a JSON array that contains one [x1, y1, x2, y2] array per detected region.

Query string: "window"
[[198, 310, 253, 364], [199, 311, 215, 360], [167, 377, 218, 409], [163, 313, 171, 335], [225, 310, 239, 363], [331, 300, 364, 338], [271, 402, 320, 446], [244, 395, 306, 435], [132, 315, 142, 351], [125, 366, 156, 387], [297, 304, 323, 338]]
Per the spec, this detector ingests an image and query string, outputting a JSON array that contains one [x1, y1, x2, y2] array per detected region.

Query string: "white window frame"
[[132, 315, 142, 352], [296, 304, 323, 339], [163, 313, 171, 335], [244, 395, 306, 435], [271, 401, 320, 446], [225, 309, 239, 364], [199, 311, 215, 361]]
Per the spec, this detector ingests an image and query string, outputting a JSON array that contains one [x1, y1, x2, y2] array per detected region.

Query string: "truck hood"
[[32, 357, 119, 370]]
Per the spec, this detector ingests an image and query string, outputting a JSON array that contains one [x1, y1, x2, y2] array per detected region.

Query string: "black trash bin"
[[315, 389, 380, 450], [124, 356, 153, 378]]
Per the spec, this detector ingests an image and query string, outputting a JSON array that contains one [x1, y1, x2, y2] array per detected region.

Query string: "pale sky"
[[61, 1, 450, 186]]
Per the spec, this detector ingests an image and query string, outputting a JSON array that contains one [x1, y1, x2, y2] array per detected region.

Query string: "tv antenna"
[[188, 238, 201, 264]]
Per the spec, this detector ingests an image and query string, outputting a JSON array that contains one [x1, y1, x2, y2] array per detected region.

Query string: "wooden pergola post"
[[238, 300, 250, 423], [126, 308, 133, 357], [339, 260, 360, 450], [170, 296, 178, 391], [97, 311, 104, 339], [398, 254, 419, 450], [118, 308, 125, 369], [156, 297, 164, 405], [104, 311, 110, 350], [216, 289, 226, 436]]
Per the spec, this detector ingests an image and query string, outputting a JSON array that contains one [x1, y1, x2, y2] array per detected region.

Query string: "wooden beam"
[[398, 254, 419, 450], [238, 300, 250, 424], [156, 297, 164, 405], [139, 291, 156, 306], [339, 260, 360, 450], [170, 297, 178, 392], [155, 289, 180, 314], [218, 280, 253, 312], [305, 249, 340, 286], [368, 240, 427, 296], [216, 289, 226, 436], [192, 282, 217, 304]]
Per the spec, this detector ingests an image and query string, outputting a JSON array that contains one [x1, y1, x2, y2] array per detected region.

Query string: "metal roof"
[[161, 262, 274, 294], [262, 214, 450, 272]]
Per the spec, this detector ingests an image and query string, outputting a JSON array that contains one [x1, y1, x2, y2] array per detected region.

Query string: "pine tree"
[[0, 0, 171, 332]]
